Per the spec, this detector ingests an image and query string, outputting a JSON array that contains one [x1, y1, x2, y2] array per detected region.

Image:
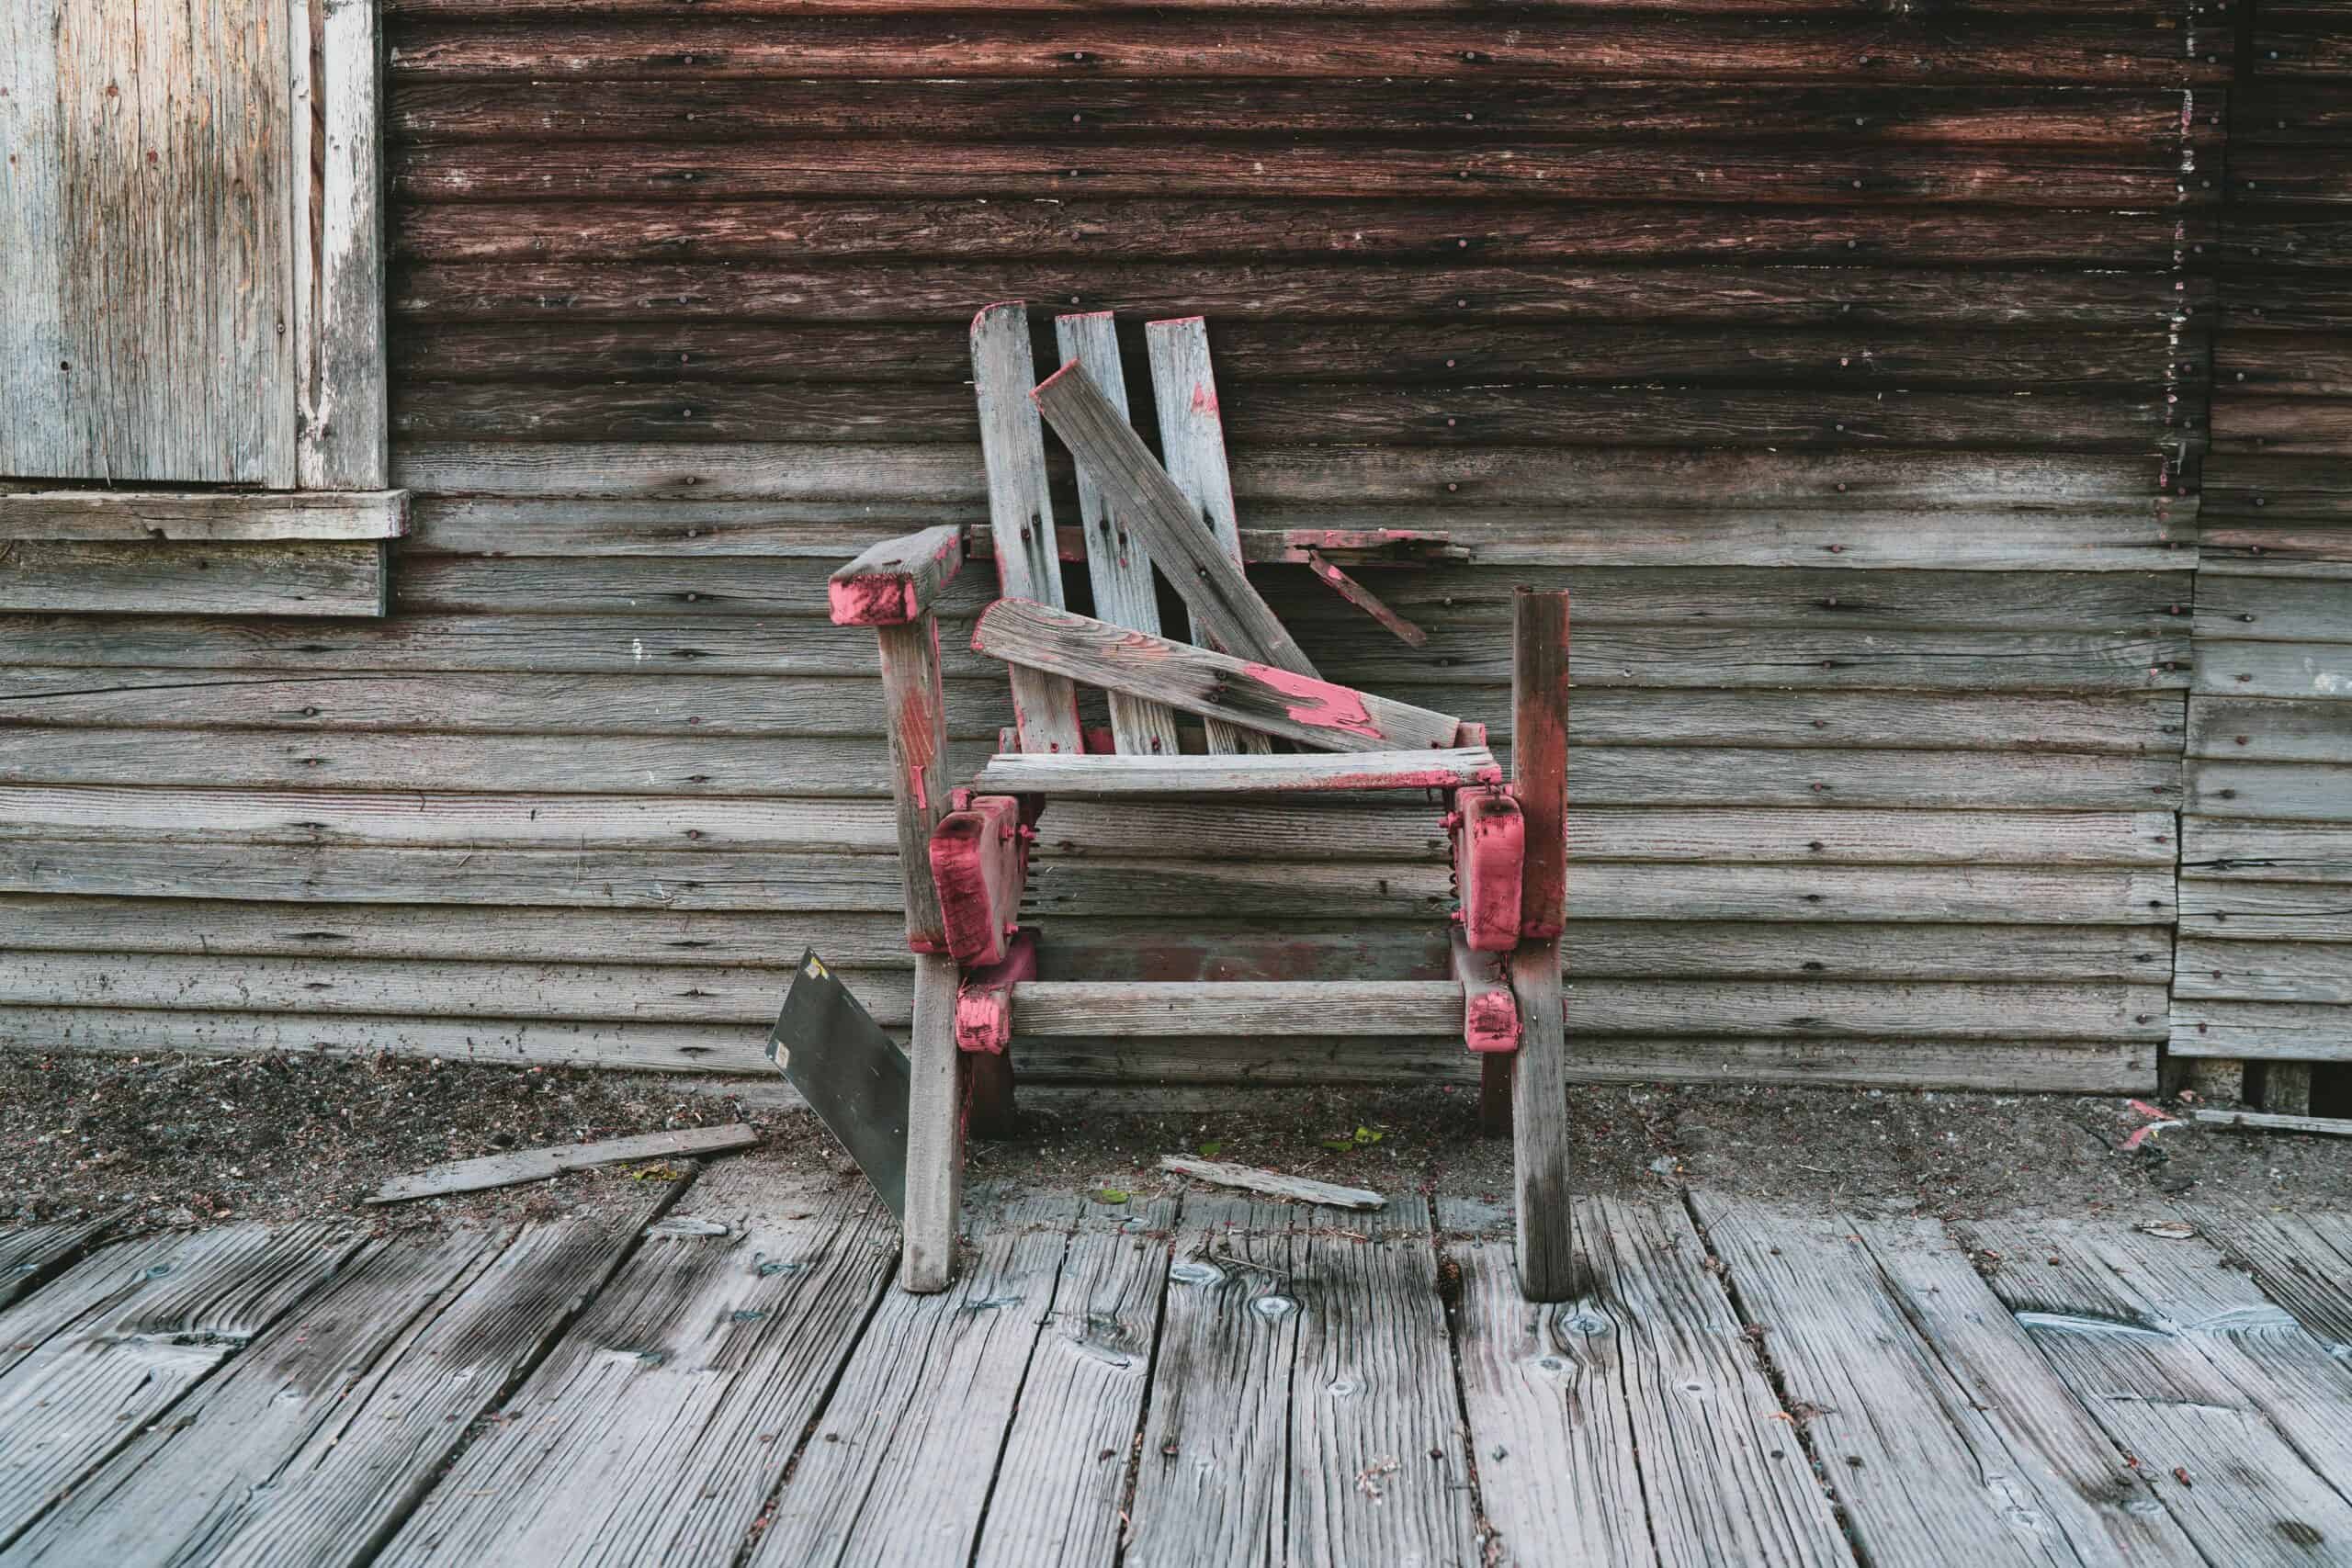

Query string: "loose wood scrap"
[[1159, 1156, 1383, 1211], [367, 1122, 758, 1203], [2191, 1108, 2352, 1136]]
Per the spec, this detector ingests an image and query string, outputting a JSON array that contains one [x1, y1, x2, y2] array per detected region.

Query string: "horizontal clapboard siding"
[[1, 1, 2228, 1094], [2176, 1, 2352, 1069]]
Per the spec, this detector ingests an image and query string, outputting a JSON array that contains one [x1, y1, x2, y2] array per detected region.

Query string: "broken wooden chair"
[[829, 304, 1572, 1301]]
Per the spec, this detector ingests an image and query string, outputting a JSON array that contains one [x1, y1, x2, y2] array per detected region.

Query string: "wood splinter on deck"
[[366, 1122, 759, 1204], [1159, 1155, 1384, 1211]]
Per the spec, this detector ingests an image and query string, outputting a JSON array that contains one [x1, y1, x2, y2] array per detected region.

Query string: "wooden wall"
[[0, 1, 2245, 1095], [2177, 0, 2352, 1092]]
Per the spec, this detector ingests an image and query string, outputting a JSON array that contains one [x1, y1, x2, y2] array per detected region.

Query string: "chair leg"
[[1479, 1055, 1513, 1137], [900, 952, 963, 1293], [1507, 941, 1574, 1300]]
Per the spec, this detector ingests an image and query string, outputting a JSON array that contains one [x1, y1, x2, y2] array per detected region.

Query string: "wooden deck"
[[2, 1168, 2349, 1566]]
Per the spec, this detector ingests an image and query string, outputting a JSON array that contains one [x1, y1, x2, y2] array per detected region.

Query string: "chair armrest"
[[828, 524, 967, 626]]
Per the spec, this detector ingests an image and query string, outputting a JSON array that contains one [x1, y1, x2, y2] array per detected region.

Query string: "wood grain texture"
[[300, 0, 391, 490], [0, 491, 409, 541], [374, 1168, 893, 1568], [973, 599, 1461, 753], [899, 953, 963, 1292], [0, 541, 389, 617], [972, 747, 1499, 796], [1053, 311, 1182, 757], [367, 1122, 758, 1201], [971, 302, 1083, 755]]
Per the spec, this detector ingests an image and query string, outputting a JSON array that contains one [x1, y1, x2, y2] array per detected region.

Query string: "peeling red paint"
[[954, 929, 1036, 1055], [929, 795, 1027, 967], [1190, 380, 1219, 417], [1453, 788, 1526, 953], [1464, 988, 1521, 1055], [827, 575, 919, 627], [1240, 663, 1385, 739]]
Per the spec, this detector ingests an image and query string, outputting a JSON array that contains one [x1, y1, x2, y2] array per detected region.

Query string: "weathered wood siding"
[[0, 0, 299, 483], [0, 2, 2239, 1093], [2179, 1, 2352, 1071]]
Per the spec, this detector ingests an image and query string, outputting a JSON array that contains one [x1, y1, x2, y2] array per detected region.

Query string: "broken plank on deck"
[[749, 1193, 1080, 1568], [1442, 1195, 1853, 1568], [0, 1224, 365, 1542], [1692, 1194, 2158, 1568], [366, 1122, 758, 1203], [378, 1165, 893, 1567]]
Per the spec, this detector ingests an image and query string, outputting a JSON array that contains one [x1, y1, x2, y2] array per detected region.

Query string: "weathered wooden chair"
[[829, 305, 1572, 1301]]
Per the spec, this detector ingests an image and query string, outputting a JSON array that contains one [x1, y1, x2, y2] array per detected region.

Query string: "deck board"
[[0, 1215, 114, 1313], [376, 1167, 889, 1566], [0, 1224, 363, 1546], [747, 1192, 1079, 1568], [971, 1197, 1173, 1568]]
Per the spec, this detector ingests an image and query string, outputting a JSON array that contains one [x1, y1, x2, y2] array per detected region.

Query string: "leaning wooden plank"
[[1125, 1197, 1298, 1565], [1013, 980, 1463, 1037], [366, 1122, 757, 1203], [971, 303, 1083, 753], [0, 490, 408, 541], [970, 1196, 1177, 1568], [1287, 1197, 1476, 1566], [750, 1196, 1079, 1568], [371, 1168, 891, 1568], [0, 1224, 365, 1541], [1159, 1156, 1382, 1210], [828, 523, 966, 626], [1147, 315, 1272, 756], [900, 952, 963, 1293], [974, 598, 1457, 752], [0, 540, 388, 616], [974, 747, 1498, 797], [2190, 1108, 2352, 1136], [1032, 359, 1317, 677], [1055, 311, 1184, 757]]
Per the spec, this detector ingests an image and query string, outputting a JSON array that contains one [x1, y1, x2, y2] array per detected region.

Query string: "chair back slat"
[[1147, 318, 1274, 756], [1053, 312, 1184, 757], [970, 302, 1083, 754]]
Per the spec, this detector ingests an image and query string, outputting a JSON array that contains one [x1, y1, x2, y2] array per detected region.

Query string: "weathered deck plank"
[[1446, 1196, 1854, 1568], [971, 1197, 1175, 1568], [1125, 1197, 1299, 1568], [0, 1216, 113, 1312], [1287, 1196, 1477, 1566], [0, 1224, 364, 1545], [2196, 1204, 2352, 1346], [1958, 1213, 2352, 1566], [1693, 1195, 2122, 1568], [748, 1194, 1078, 1568], [377, 1167, 891, 1566]]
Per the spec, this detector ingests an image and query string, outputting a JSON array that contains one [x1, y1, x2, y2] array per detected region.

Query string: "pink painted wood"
[[827, 524, 966, 627], [1451, 786, 1526, 954], [954, 928, 1036, 1055], [928, 793, 1029, 967]]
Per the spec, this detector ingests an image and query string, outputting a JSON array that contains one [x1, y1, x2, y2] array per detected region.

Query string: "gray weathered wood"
[[830, 524, 967, 623], [900, 952, 963, 1292], [1054, 311, 1184, 757], [373, 1168, 892, 1568], [0, 1214, 113, 1313], [1125, 1197, 1297, 1566], [296, 0, 390, 490], [0, 1224, 362, 1540], [0, 491, 408, 540], [2188, 696, 2352, 765], [1446, 1195, 1858, 1568], [1511, 589, 1574, 1302], [750, 1195, 1077, 1566], [2192, 639, 2352, 700], [971, 303, 1083, 754], [1286, 1197, 1477, 1567], [2182, 819, 2352, 883], [2188, 761, 2352, 823], [1015, 980, 1462, 1037], [2169, 998, 2352, 1059], [1961, 1213, 2352, 1564], [367, 1122, 758, 1203], [1033, 360, 1317, 677], [2175, 937, 2352, 1003], [0, 540, 388, 617], [974, 747, 1498, 797], [1, 0, 296, 482], [2191, 1108, 2352, 1136], [1147, 316, 1272, 756], [975, 598, 1461, 752], [1159, 1156, 1383, 1210]]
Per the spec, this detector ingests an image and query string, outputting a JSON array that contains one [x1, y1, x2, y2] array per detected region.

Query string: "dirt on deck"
[[2, 1049, 2346, 1237]]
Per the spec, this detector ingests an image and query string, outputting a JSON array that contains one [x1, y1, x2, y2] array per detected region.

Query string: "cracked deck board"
[[1959, 1213, 2352, 1565], [1691, 1194, 2131, 1568], [1123, 1197, 1300, 1568], [970, 1197, 1174, 1568], [1445, 1195, 1853, 1568], [377, 1167, 891, 1567], [0, 1224, 364, 1546], [747, 1193, 1080, 1568]]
